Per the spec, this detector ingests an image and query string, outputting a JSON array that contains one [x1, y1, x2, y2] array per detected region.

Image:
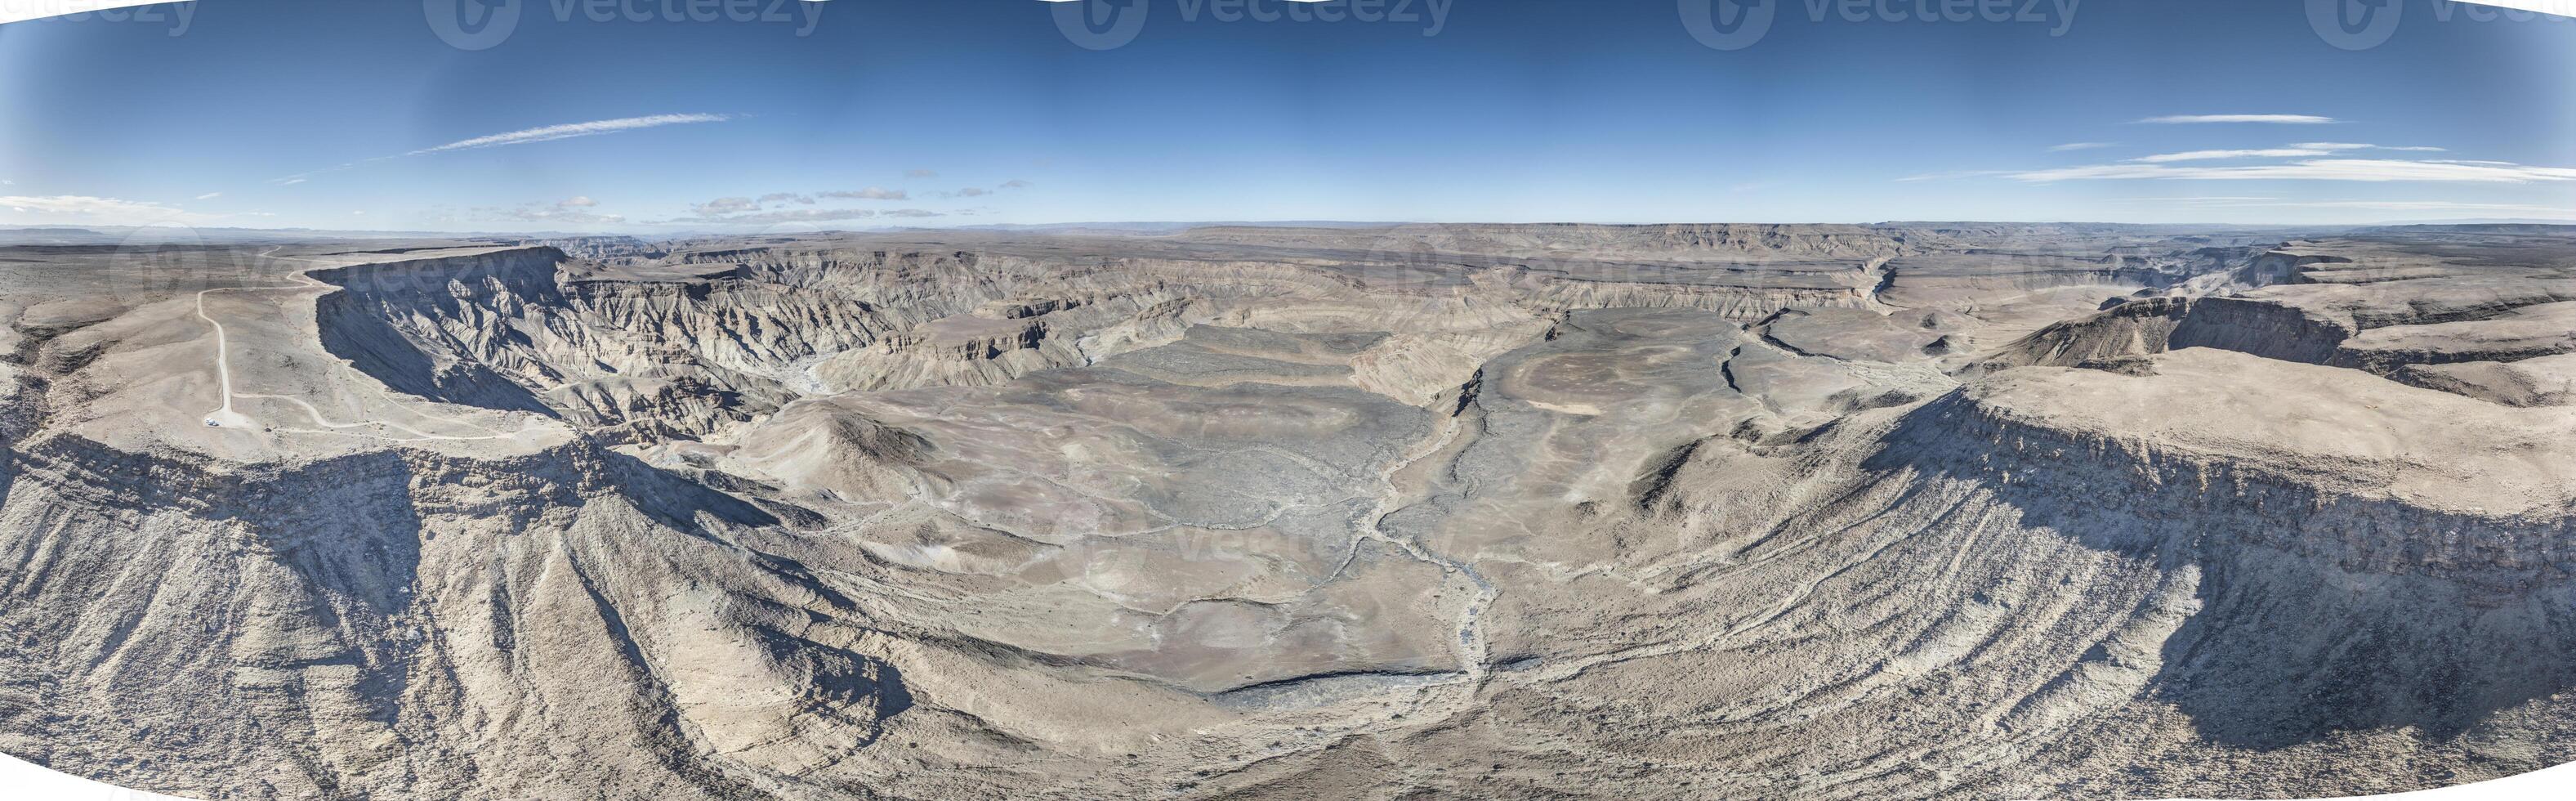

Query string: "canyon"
[[1, 222, 2573, 799]]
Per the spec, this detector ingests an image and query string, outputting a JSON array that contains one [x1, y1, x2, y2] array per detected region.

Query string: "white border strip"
[[0, 0, 176, 25], [2470, 0, 2576, 16], [2, 753, 197, 800]]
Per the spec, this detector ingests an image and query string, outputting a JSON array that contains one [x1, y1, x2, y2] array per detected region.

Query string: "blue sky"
[[0, 0, 2571, 231]]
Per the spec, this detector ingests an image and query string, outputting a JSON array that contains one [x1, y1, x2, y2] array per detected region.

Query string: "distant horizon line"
[[6, 218, 2576, 241]]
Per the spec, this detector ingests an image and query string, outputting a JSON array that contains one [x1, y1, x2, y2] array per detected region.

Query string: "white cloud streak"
[[2291, 142, 2446, 153], [1, 195, 215, 223], [484, 203, 625, 226], [2048, 142, 2118, 152], [818, 187, 908, 200], [653, 206, 948, 226], [407, 114, 730, 155], [2120, 144, 2458, 165], [2009, 159, 2576, 183], [2115, 196, 2281, 202], [2136, 114, 2337, 124], [2145, 199, 2576, 217], [692, 197, 759, 216], [2128, 149, 2337, 163]]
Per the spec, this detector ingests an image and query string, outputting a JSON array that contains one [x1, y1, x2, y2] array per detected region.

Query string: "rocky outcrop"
[[1983, 275, 2576, 401], [0, 428, 927, 799], [2392, 352, 2576, 407], [1984, 294, 2352, 369], [1882, 378, 2576, 578], [1864, 353, 2576, 755]]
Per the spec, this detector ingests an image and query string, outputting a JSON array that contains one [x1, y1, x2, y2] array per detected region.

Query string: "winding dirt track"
[[191, 247, 517, 442]]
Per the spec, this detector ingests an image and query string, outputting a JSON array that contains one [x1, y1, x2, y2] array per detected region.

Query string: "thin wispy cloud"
[[2292, 142, 2444, 153], [483, 201, 625, 226], [935, 182, 1030, 199], [2128, 149, 2337, 163], [2009, 159, 2576, 182], [1895, 169, 2016, 182], [691, 196, 759, 216], [712, 208, 881, 224], [904, 169, 938, 178], [2262, 200, 2574, 213], [407, 114, 730, 155], [2140, 199, 2576, 217], [1, 195, 214, 223], [819, 187, 907, 200], [684, 189, 914, 218], [2048, 142, 2118, 152], [194, 191, 222, 200], [2122, 143, 2458, 165], [2137, 114, 2337, 124], [651, 207, 943, 226], [271, 114, 731, 186]]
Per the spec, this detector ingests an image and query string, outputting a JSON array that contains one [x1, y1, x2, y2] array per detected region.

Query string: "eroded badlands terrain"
[[2, 223, 2574, 799]]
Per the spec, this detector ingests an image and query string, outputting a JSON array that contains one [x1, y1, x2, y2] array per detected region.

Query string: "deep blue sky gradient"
[[1, 0, 2571, 230]]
